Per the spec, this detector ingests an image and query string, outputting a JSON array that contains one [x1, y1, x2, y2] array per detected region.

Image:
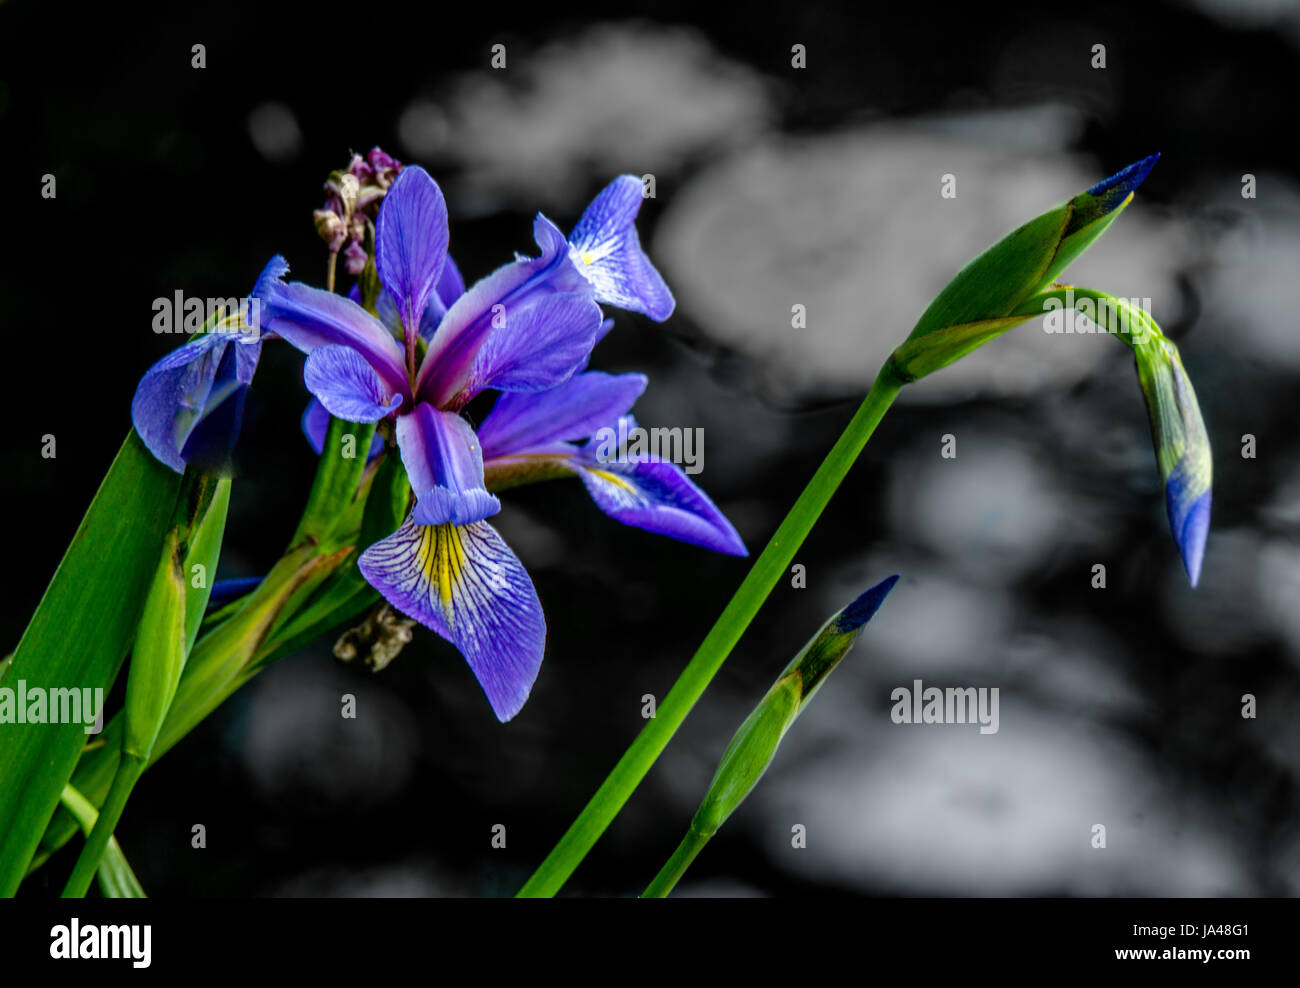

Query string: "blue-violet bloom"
[[259, 166, 726, 720]]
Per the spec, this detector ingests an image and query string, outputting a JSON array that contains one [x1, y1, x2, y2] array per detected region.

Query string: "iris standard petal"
[[568, 175, 675, 321], [437, 254, 466, 307], [374, 285, 402, 335], [303, 345, 404, 422], [478, 371, 647, 459], [461, 291, 604, 400], [132, 332, 230, 472], [300, 397, 385, 459], [420, 254, 469, 338], [416, 214, 586, 405], [575, 455, 747, 556], [374, 165, 449, 334], [357, 515, 547, 721], [258, 263, 409, 395], [396, 403, 501, 526]]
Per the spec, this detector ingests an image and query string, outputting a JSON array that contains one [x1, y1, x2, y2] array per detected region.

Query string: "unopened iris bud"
[[693, 574, 899, 838], [1137, 337, 1211, 586], [1024, 289, 1212, 585], [641, 575, 898, 897], [890, 154, 1161, 382], [873, 156, 1211, 585]]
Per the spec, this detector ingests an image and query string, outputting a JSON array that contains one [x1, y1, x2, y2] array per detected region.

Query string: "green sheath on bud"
[[62, 469, 231, 898], [642, 575, 899, 898], [123, 525, 188, 762], [891, 154, 1161, 382]]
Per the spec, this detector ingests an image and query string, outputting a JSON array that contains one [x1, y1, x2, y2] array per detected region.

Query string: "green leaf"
[[59, 784, 145, 898], [32, 451, 396, 874], [0, 430, 180, 896], [33, 541, 352, 872]]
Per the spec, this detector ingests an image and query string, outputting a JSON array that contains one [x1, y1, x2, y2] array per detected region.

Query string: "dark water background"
[[3, 0, 1299, 895]]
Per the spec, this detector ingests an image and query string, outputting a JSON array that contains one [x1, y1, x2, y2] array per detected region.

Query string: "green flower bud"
[[692, 574, 900, 838], [1017, 288, 1212, 584], [642, 576, 898, 897], [890, 155, 1160, 382]]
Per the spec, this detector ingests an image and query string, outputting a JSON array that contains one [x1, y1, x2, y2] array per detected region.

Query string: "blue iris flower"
[[257, 167, 743, 720]]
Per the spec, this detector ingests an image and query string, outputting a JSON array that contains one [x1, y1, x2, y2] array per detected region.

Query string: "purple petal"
[[133, 258, 280, 471], [418, 255, 468, 340], [175, 342, 248, 474], [300, 397, 386, 458], [568, 175, 675, 321], [577, 317, 616, 373], [396, 403, 501, 526], [575, 456, 747, 556], [375, 166, 450, 334], [233, 338, 262, 385], [358, 515, 547, 721], [417, 215, 587, 406], [375, 286, 402, 334], [463, 292, 603, 398], [257, 259, 409, 396], [208, 575, 264, 607], [478, 371, 647, 459], [132, 333, 230, 472], [301, 396, 331, 454], [437, 254, 466, 305], [250, 254, 291, 314], [303, 345, 404, 422]]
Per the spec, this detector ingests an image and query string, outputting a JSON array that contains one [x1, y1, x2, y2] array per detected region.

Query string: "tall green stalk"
[[642, 830, 708, 898], [516, 360, 905, 897]]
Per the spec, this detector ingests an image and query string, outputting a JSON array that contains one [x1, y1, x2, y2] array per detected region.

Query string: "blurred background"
[[3, 0, 1299, 896]]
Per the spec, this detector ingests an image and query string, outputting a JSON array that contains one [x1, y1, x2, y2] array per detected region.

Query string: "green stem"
[[641, 828, 709, 898], [517, 359, 906, 897], [61, 754, 144, 897]]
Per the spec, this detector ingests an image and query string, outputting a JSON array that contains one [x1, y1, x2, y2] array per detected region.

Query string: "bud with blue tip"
[[641, 575, 899, 897]]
